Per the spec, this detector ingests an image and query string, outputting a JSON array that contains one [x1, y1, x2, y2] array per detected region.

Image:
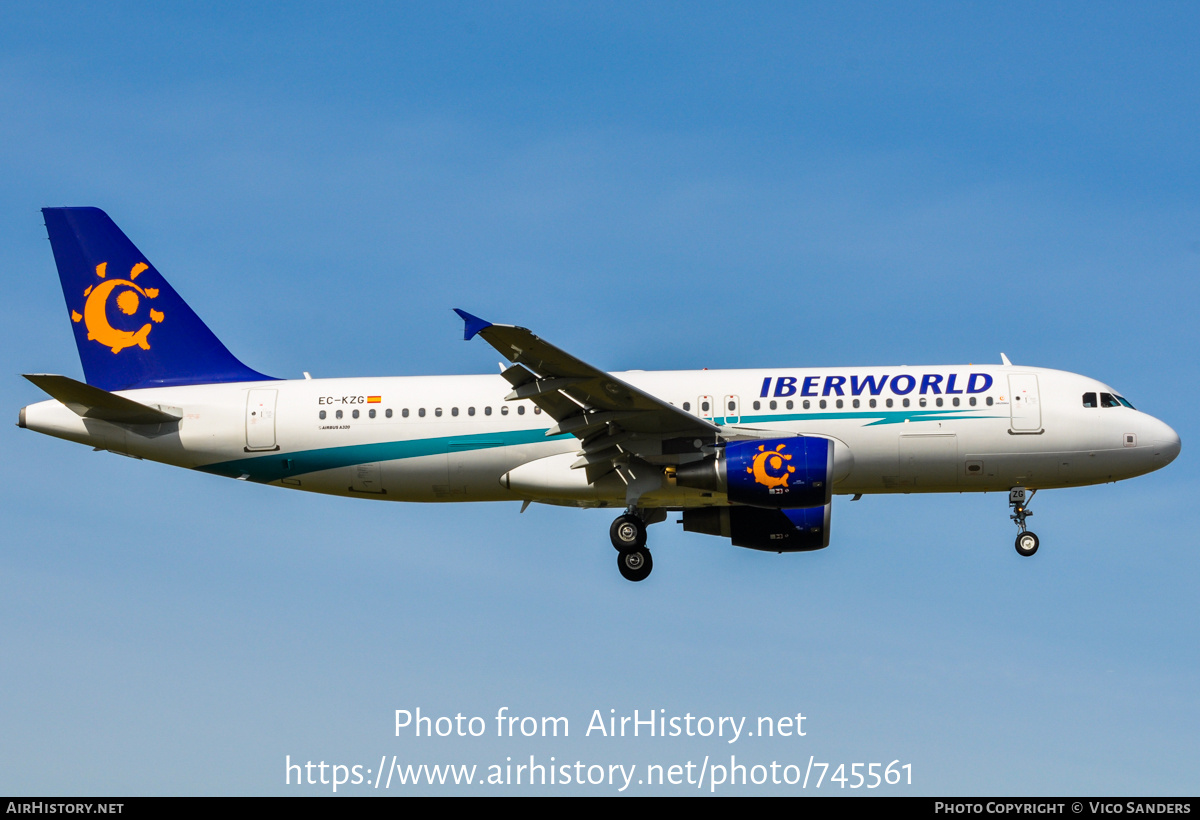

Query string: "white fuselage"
[[20, 364, 1180, 509]]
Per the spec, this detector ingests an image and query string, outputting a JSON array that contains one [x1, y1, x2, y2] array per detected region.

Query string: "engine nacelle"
[[675, 436, 833, 509], [681, 505, 831, 552]]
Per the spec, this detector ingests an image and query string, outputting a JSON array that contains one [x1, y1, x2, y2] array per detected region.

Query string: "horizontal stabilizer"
[[23, 374, 182, 424]]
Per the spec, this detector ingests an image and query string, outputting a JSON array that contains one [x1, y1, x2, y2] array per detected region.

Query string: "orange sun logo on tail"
[[747, 443, 795, 489], [71, 261, 164, 353]]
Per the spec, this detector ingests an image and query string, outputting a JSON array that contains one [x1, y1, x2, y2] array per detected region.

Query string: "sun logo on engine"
[[747, 443, 795, 489], [70, 261, 164, 354]]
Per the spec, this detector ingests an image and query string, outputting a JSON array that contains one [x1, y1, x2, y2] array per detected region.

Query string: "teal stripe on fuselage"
[[198, 428, 572, 484], [199, 408, 1003, 484], [719, 409, 1004, 427]]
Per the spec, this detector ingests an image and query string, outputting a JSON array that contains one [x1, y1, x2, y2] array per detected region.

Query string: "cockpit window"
[[1117, 395, 1135, 409], [1082, 392, 1097, 408], [1100, 393, 1121, 408]]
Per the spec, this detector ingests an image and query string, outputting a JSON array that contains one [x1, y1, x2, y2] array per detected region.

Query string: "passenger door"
[[1008, 374, 1042, 432]]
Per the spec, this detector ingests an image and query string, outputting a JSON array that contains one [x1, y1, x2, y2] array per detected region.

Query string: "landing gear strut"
[[610, 510, 652, 581], [1009, 487, 1039, 557]]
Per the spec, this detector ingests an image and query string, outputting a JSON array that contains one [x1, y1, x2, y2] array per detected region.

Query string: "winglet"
[[453, 309, 492, 341]]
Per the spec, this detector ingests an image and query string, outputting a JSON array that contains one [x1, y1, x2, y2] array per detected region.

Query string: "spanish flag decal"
[[367, 396, 381, 403]]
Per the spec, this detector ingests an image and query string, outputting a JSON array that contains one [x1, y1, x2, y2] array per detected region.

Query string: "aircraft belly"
[[896, 434, 959, 490], [277, 454, 451, 502], [950, 448, 1140, 489], [371, 441, 575, 502], [836, 423, 1007, 493]]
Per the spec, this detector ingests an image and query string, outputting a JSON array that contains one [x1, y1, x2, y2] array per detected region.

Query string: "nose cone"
[[1148, 417, 1181, 467]]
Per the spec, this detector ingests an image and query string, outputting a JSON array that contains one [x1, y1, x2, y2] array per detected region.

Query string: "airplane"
[[19, 207, 1182, 581]]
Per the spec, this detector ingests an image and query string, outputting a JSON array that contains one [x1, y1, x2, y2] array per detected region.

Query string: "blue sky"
[[2, 3, 1197, 795]]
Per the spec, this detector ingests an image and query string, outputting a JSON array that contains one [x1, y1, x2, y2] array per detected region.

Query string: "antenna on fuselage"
[[1000, 353, 1012, 366]]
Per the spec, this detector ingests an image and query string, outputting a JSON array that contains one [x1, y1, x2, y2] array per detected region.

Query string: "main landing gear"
[[1009, 487, 1039, 557], [611, 511, 652, 582]]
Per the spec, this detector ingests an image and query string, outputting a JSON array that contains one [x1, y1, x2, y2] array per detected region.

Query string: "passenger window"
[[803, 400, 811, 410], [769, 400, 777, 410], [986, 397, 993, 406], [728, 400, 735, 412], [786, 400, 794, 410], [468, 407, 475, 416], [387, 409, 394, 418], [819, 400, 827, 409], [852, 399, 860, 409], [501, 406, 509, 415], [1082, 392, 1097, 408], [451, 407, 459, 417], [485, 406, 492, 415], [886, 398, 894, 408], [518, 405, 526, 415], [836, 399, 843, 409], [352, 409, 359, 419], [919, 398, 927, 407], [701, 401, 710, 412], [419, 408, 426, 417], [534, 406, 542, 414], [683, 402, 691, 412], [952, 397, 959, 407], [969, 397, 976, 406], [435, 408, 443, 417], [753, 401, 761, 410], [935, 398, 943, 407], [319, 410, 326, 420], [902, 398, 910, 408], [336, 410, 343, 419], [369, 408, 376, 418], [869, 399, 876, 409]]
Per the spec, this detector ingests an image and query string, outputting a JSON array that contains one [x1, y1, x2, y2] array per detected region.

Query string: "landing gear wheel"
[[1015, 531, 1039, 557], [610, 514, 646, 551], [617, 547, 653, 582]]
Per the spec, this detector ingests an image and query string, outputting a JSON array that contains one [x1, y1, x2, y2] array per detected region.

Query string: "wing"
[[454, 309, 721, 485]]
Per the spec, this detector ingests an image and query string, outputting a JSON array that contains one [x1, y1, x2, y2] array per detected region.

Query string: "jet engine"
[[681, 504, 831, 552], [674, 436, 834, 509]]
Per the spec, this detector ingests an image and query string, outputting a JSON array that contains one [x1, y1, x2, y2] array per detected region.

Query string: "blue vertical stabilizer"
[[43, 207, 275, 391]]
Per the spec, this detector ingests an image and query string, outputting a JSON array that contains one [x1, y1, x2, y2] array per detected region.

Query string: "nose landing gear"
[[610, 510, 652, 581], [1009, 487, 1039, 557]]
